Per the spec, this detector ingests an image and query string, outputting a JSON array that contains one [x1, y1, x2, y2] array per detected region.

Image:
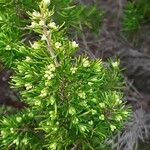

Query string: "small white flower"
[[48, 22, 57, 29], [72, 41, 79, 48], [41, 34, 47, 41], [39, 20, 45, 26], [55, 42, 62, 49], [32, 11, 41, 17], [43, 0, 50, 5]]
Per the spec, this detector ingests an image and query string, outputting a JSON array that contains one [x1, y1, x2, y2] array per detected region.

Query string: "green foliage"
[[122, 0, 150, 32], [0, 1, 130, 149], [0, 0, 103, 68]]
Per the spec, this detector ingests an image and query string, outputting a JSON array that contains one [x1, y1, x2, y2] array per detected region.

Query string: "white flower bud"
[[48, 22, 57, 29], [82, 58, 90, 67], [32, 11, 41, 17], [71, 41, 78, 48], [39, 20, 45, 26], [43, 0, 50, 6], [25, 83, 33, 90], [112, 61, 119, 68]]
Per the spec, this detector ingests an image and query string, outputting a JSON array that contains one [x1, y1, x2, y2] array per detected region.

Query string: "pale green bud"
[[99, 103, 106, 108], [78, 91, 86, 99], [72, 117, 79, 124], [49, 142, 57, 150], [69, 107, 76, 115], [70, 67, 77, 74], [110, 124, 116, 131], [115, 115, 123, 121], [112, 61, 119, 68], [99, 114, 105, 120], [55, 42, 62, 49], [16, 117, 22, 123], [5, 45, 11, 50]]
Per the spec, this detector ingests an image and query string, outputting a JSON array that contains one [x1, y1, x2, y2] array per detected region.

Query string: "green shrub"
[[122, 0, 150, 32], [0, 1, 130, 149]]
